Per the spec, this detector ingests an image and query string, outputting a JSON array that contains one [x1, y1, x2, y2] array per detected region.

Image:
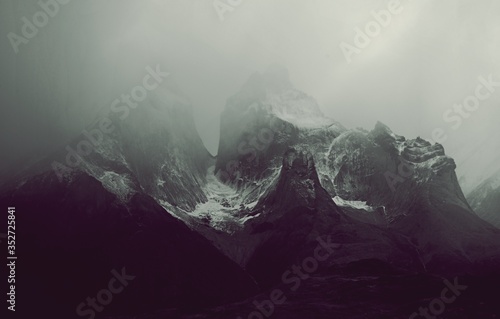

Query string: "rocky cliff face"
[[90, 86, 212, 212], [240, 149, 420, 287], [114, 91, 212, 211], [212, 67, 500, 279], [215, 65, 345, 189], [324, 122, 500, 273], [3, 84, 212, 213]]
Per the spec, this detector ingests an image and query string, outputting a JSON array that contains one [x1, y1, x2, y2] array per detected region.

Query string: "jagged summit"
[[274, 148, 329, 201], [257, 148, 334, 213], [215, 66, 345, 187], [282, 148, 316, 173], [370, 121, 403, 141], [227, 65, 341, 130]]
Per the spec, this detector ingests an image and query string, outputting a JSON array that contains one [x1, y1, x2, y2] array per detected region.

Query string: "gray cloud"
[[1, 0, 499, 191]]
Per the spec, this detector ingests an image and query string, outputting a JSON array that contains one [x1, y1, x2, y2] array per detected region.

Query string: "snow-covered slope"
[[265, 89, 337, 128]]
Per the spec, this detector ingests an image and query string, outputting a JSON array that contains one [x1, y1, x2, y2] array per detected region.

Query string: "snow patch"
[[98, 171, 134, 201], [333, 196, 375, 212], [184, 166, 264, 231], [240, 213, 261, 223], [264, 90, 336, 129]]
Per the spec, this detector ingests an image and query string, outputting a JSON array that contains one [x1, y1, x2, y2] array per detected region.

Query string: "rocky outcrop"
[[233, 149, 421, 287], [325, 122, 500, 273]]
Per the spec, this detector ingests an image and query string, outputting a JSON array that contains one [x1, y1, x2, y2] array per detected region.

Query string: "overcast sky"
[[1, 0, 499, 191]]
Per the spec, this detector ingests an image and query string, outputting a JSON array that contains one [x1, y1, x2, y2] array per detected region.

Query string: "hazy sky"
[[1, 0, 499, 191]]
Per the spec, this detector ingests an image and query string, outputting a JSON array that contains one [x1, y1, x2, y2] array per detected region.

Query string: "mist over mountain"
[[2, 64, 500, 318], [1, 1, 499, 318], [1, 0, 500, 189]]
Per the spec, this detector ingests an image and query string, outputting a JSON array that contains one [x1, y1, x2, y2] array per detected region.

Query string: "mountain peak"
[[257, 148, 336, 213], [283, 148, 315, 172], [374, 121, 392, 133], [371, 121, 399, 140]]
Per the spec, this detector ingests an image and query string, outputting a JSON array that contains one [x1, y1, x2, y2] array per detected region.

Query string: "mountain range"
[[1, 65, 499, 319]]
